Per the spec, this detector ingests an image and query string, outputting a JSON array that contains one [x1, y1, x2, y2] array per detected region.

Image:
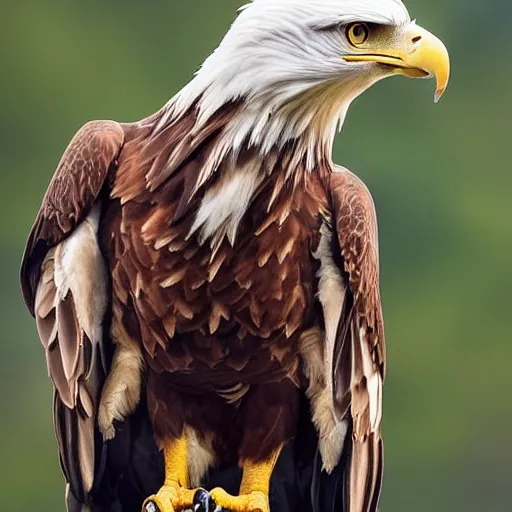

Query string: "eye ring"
[[346, 23, 370, 46]]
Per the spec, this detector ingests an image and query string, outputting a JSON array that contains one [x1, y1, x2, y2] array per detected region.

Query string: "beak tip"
[[434, 85, 447, 103]]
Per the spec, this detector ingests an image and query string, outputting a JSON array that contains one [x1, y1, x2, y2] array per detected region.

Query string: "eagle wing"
[[313, 165, 385, 512], [21, 120, 124, 309], [20, 120, 125, 507]]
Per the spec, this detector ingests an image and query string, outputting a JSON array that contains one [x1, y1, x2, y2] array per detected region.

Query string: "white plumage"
[[158, 0, 412, 169]]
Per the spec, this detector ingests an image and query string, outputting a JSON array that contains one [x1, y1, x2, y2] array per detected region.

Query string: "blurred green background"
[[1, 0, 510, 510]]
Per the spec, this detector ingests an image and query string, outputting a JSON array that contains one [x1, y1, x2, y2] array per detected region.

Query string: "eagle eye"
[[346, 23, 370, 46]]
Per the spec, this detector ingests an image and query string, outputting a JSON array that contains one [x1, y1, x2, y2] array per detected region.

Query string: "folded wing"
[[314, 165, 385, 512], [20, 121, 125, 508]]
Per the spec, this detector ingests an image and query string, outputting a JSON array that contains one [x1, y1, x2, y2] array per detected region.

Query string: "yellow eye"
[[347, 23, 370, 46]]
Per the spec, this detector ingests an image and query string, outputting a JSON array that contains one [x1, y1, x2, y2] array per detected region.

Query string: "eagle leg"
[[142, 435, 199, 512], [209, 444, 283, 512]]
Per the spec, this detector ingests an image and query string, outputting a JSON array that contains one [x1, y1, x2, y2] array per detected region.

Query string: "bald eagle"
[[20, 1, 449, 511]]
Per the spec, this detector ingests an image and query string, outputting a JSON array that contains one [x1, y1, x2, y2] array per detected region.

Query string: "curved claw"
[[193, 488, 217, 512]]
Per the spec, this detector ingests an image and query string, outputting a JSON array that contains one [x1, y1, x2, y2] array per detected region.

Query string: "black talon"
[[193, 488, 216, 512]]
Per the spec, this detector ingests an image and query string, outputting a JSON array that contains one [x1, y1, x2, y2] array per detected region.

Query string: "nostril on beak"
[[412, 35, 422, 43]]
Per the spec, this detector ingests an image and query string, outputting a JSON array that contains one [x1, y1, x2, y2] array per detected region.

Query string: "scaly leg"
[[143, 435, 199, 512], [209, 444, 283, 512]]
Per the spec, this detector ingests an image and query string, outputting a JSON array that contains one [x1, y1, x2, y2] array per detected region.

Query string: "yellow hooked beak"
[[344, 22, 450, 103]]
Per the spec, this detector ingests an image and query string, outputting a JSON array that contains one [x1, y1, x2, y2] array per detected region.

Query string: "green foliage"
[[0, 1, 509, 510]]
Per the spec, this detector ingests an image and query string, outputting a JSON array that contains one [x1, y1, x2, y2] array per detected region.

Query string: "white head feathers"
[[162, 0, 411, 167]]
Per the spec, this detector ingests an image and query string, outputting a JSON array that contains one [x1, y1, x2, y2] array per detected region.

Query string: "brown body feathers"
[[21, 105, 386, 511]]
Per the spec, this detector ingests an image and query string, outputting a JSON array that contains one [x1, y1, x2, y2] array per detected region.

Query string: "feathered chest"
[[106, 158, 329, 375]]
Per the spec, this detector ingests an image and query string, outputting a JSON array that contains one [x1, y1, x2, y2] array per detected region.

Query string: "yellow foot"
[[210, 487, 269, 512], [143, 482, 199, 512]]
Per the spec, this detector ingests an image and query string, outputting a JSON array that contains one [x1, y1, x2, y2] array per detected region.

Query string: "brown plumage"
[[21, 102, 385, 511], [18, 0, 452, 505], [18, 0, 455, 508]]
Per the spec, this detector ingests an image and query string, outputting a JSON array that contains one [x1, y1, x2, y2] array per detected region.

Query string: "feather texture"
[[22, 108, 386, 512], [35, 207, 108, 499], [325, 165, 385, 512], [21, 121, 125, 506]]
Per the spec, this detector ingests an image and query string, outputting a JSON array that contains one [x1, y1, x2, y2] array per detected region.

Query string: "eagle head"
[[170, 0, 450, 166]]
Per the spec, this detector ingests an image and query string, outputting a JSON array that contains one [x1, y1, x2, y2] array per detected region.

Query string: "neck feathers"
[[127, 100, 331, 250]]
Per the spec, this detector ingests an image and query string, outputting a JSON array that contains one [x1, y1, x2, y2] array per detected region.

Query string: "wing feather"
[[317, 165, 385, 512], [20, 120, 125, 506], [21, 120, 124, 313]]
